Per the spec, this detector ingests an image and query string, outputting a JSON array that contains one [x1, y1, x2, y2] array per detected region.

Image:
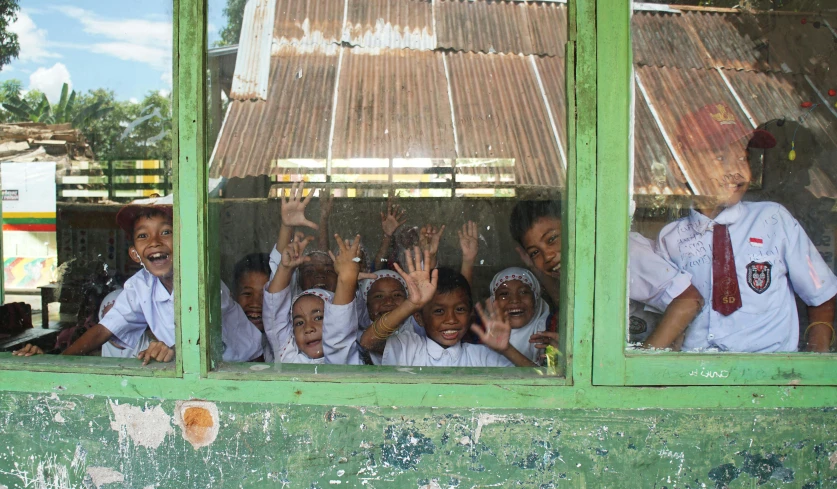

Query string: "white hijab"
[[490, 267, 551, 363]]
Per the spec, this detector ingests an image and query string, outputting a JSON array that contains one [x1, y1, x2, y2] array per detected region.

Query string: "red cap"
[[115, 194, 173, 239], [676, 103, 751, 152], [746, 129, 777, 149]]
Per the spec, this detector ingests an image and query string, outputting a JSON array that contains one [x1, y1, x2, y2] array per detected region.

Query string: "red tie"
[[712, 224, 742, 315]]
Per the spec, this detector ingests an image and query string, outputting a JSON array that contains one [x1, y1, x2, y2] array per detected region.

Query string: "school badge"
[[629, 316, 648, 335], [746, 261, 772, 294]]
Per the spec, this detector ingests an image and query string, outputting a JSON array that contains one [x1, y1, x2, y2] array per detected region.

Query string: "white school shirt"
[[98, 288, 152, 358], [627, 232, 693, 343], [100, 269, 263, 361], [383, 328, 514, 367], [657, 201, 837, 352], [262, 286, 361, 364]]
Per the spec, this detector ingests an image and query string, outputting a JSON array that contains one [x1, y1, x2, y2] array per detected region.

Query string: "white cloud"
[[158, 89, 170, 98], [129, 97, 138, 104], [28, 63, 71, 102], [10, 11, 60, 63]]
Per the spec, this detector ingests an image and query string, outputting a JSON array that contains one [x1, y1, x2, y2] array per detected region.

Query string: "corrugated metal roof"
[[331, 49, 456, 159], [447, 52, 564, 187], [436, 0, 565, 56], [273, 0, 344, 54], [534, 55, 568, 166], [633, 85, 690, 196], [636, 65, 753, 197], [684, 12, 769, 71], [231, 0, 276, 100], [343, 0, 436, 50], [210, 54, 339, 179], [437, 0, 533, 55], [632, 12, 710, 69]]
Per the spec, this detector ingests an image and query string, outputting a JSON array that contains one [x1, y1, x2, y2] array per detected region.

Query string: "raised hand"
[[381, 199, 407, 237], [281, 181, 319, 230], [329, 234, 362, 280], [281, 235, 314, 269], [393, 247, 438, 310], [470, 300, 511, 353], [458, 221, 479, 263], [419, 224, 446, 256]]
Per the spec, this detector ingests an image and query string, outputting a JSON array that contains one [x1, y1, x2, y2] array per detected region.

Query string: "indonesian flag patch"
[[749, 237, 763, 247]]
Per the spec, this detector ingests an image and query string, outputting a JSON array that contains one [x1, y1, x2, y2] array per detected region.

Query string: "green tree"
[[0, 0, 20, 71], [216, 0, 246, 47], [1, 83, 113, 125]]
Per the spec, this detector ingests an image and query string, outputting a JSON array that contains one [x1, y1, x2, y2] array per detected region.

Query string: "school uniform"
[[262, 286, 361, 364], [98, 288, 152, 358], [657, 201, 837, 352], [100, 269, 263, 361], [628, 233, 693, 344], [382, 328, 513, 367], [489, 267, 551, 363]]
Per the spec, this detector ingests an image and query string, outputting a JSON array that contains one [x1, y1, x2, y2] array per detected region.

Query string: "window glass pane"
[[207, 0, 568, 374], [629, 0, 837, 354], [0, 1, 174, 366]]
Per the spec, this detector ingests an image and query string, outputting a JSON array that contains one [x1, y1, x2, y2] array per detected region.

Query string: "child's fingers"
[[333, 233, 347, 252], [350, 235, 362, 255], [403, 248, 416, 273], [474, 302, 487, 323], [430, 268, 439, 287], [358, 272, 377, 280], [438, 225, 446, 237], [419, 247, 429, 270], [328, 251, 337, 263], [393, 262, 408, 279]]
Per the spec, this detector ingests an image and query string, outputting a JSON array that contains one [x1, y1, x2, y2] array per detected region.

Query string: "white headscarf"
[[291, 288, 335, 309], [359, 270, 408, 303], [489, 267, 551, 363]]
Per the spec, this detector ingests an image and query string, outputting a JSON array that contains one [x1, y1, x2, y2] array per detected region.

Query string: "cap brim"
[[116, 204, 173, 238]]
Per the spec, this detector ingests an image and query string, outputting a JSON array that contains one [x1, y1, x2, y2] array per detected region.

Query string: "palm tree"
[[1, 83, 113, 126]]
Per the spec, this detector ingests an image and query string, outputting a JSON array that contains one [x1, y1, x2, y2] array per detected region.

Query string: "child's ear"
[[412, 311, 424, 327], [128, 246, 142, 264]]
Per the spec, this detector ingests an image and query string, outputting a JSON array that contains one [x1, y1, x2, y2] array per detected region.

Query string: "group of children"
[[13, 102, 837, 363]]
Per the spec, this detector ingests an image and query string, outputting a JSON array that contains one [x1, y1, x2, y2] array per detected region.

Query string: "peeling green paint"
[[1, 394, 836, 488]]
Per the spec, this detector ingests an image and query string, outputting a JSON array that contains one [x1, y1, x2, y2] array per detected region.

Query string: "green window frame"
[[1, 0, 837, 412], [592, 0, 837, 387]]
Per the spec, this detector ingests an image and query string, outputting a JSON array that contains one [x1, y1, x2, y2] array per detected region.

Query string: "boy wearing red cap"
[[656, 103, 837, 352], [15, 196, 264, 364]]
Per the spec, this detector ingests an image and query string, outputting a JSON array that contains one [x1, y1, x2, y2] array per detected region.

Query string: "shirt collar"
[[426, 337, 462, 362], [152, 276, 174, 302], [687, 202, 746, 234]]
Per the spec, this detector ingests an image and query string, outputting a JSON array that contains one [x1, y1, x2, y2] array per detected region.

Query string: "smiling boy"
[[15, 196, 263, 364]]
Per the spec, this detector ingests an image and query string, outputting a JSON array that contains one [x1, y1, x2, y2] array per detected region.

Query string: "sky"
[[1, 0, 227, 102]]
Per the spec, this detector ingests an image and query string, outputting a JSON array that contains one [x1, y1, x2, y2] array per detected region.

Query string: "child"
[[14, 196, 264, 364], [232, 253, 273, 362], [656, 103, 837, 352], [359, 249, 536, 367], [509, 200, 703, 350], [98, 288, 152, 358], [490, 267, 553, 363], [263, 234, 362, 364]]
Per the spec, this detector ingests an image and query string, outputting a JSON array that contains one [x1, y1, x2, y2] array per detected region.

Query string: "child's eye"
[[294, 320, 304, 328], [456, 307, 468, 313], [393, 292, 405, 298], [314, 315, 324, 322], [433, 308, 444, 315], [548, 234, 559, 244], [136, 233, 148, 240], [161, 229, 172, 236], [528, 250, 539, 258]]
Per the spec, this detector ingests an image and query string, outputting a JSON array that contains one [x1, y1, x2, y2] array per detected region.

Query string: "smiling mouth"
[[312, 283, 327, 289], [306, 338, 322, 348], [507, 308, 526, 317], [439, 329, 461, 341], [147, 252, 170, 263], [246, 312, 262, 324]]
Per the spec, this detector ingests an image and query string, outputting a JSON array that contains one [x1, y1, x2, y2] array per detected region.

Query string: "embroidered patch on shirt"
[[749, 237, 763, 247], [746, 261, 772, 294], [629, 316, 648, 335]]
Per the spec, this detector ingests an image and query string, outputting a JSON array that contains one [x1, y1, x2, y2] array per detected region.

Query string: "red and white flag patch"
[[749, 237, 763, 247]]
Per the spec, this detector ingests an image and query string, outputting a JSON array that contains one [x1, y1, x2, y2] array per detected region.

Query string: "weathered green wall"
[[1, 392, 834, 488]]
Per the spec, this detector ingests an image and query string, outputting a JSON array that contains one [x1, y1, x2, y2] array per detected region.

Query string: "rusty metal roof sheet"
[[231, 0, 276, 100], [633, 85, 690, 196], [447, 52, 564, 187], [343, 0, 436, 50], [632, 12, 710, 69], [273, 0, 344, 54], [210, 54, 339, 179], [635, 65, 753, 197], [436, 0, 565, 56], [331, 49, 456, 159]]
